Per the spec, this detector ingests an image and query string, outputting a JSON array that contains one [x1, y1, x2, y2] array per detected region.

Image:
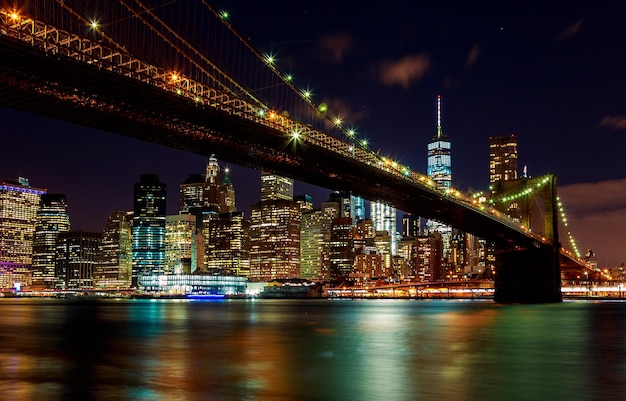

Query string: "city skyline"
[[2, 1, 626, 267]]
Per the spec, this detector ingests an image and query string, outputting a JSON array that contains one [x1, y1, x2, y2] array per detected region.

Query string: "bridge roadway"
[[0, 11, 551, 249]]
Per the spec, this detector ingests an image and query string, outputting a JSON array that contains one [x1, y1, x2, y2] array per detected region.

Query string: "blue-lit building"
[[426, 95, 452, 255], [427, 95, 452, 191], [138, 274, 247, 296], [132, 174, 166, 287]]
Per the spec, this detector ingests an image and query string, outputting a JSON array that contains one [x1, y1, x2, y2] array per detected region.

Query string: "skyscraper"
[[94, 210, 132, 290], [260, 172, 294, 201], [329, 217, 354, 279], [206, 212, 250, 276], [165, 214, 198, 275], [249, 172, 300, 281], [489, 134, 518, 186], [132, 174, 166, 286], [426, 95, 452, 256], [32, 194, 70, 289], [300, 209, 333, 280], [370, 201, 396, 255], [55, 231, 101, 290], [0, 177, 45, 289], [427, 95, 452, 191]]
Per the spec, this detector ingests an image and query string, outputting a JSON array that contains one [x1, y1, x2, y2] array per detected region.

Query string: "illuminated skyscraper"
[[489, 134, 518, 186], [250, 172, 300, 281], [402, 213, 421, 239], [179, 173, 205, 214], [165, 214, 198, 275], [32, 194, 70, 289], [55, 231, 101, 290], [352, 196, 365, 221], [427, 95, 452, 191], [94, 211, 132, 290], [206, 212, 250, 276], [370, 201, 396, 255], [260, 172, 293, 201], [0, 177, 45, 289], [249, 200, 301, 281], [329, 217, 354, 279], [132, 174, 166, 286], [426, 95, 452, 256], [300, 209, 333, 280]]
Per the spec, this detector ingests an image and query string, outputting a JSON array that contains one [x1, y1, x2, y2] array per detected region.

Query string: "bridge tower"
[[490, 174, 562, 303]]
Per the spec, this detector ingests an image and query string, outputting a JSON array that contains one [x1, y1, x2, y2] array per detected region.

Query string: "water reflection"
[[0, 299, 624, 400]]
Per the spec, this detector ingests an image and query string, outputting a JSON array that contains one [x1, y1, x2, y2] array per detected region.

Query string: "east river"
[[0, 298, 624, 401]]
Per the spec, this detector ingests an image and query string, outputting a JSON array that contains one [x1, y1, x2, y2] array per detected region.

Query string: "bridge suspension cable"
[[556, 196, 582, 258]]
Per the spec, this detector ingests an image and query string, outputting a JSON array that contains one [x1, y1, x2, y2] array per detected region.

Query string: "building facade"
[[0, 178, 46, 289], [132, 174, 166, 286], [206, 212, 250, 277], [55, 231, 102, 290], [94, 210, 133, 290], [32, 193, 70, 289]]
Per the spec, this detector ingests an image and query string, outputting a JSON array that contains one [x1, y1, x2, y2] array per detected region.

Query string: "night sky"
[[2, 1, 626, 267]]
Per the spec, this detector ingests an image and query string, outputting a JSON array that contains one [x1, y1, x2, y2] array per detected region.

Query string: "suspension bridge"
[[0, 1, 595, 302]]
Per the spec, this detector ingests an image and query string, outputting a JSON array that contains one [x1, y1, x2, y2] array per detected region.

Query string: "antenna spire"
[[436, 95, 443, 139]]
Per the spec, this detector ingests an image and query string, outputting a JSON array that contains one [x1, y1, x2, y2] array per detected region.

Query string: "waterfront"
[[0, 299, 624, 401]]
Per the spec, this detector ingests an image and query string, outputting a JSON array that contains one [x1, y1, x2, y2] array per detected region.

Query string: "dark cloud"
[[556, 19, 584, 41], [318, 33, 353, 63], [465, 44, 480, 67], [558, 179, 626, 267], [598, 115, 626, 130], [379, 53, 430, 89]]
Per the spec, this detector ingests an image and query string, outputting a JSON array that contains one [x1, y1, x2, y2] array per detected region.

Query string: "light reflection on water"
[[0, 298, 624, 400]]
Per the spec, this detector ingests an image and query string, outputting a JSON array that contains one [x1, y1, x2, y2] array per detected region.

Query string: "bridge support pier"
[[494, 244, 562, 303]]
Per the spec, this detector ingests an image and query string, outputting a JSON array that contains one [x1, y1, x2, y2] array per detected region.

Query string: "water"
[[0, 298, 624, 401]]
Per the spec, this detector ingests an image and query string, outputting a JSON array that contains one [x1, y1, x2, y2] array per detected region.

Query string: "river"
[[0, 298, 623, 401]]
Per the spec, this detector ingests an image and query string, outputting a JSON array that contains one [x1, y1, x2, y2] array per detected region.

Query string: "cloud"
[[317, 97, 368, 129], [318, 33, 353, 63], [558, 178, 626, 267], [556, 19, 584, 41], [379, 53, 430, 89], [465, 45, 480, 67], [598, 115, 626, 130]]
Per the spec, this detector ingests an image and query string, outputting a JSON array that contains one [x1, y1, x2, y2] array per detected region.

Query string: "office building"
[[132, 174, 166, 286], [329, 217, 354, 279], [55, 231, 101, 290], [489, 134, 518, 186], [371, 201, 396, 255], [32, 194, 70, 288], [165, 214, 198, 275], [206, 212, 250, 276], [300, 209, 333, 280], [426, 95, 452, 256], [0, 177, 45, 289], [402, 213, 421, 238], [250, 172, 300, 281], [94, 211, 133, 290]]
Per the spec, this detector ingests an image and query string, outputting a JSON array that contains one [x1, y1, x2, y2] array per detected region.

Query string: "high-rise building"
[[370, 201, 396, 255], [413, 233, 444, 282], [0, 177, 46, 289], [165, 214, 198, 275], [300, 209, 333, 280], [204, 155, 223, 212], [221, 167, 236, 213], [55, 231, 101, 290], [249, 200, 301, 281], [32, 194, 70, 288], [489, 134, 518, 186], [132, 174, 166, 286], [294, 194, 314, 212], [329, 217, 354, 279], [94, 211, 133, 290], [427, 95, 452, 191], [353, 196, 365, 221], [426, 95, 452, 256], [402, 213, 421, 238], [249, 172, 300, 281], [260, 172, 294, 201], [179, 173, 205, 214], [206, 212, 250, 276], [328, 191, 352, 219]]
